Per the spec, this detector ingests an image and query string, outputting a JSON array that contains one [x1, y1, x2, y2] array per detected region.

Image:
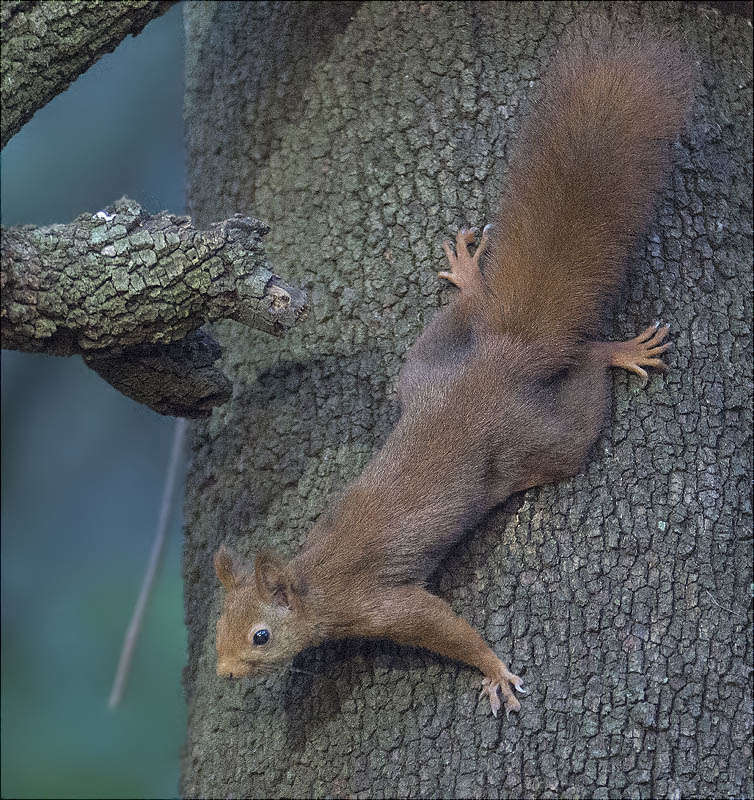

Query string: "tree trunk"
[[181, 2, 753, 797]]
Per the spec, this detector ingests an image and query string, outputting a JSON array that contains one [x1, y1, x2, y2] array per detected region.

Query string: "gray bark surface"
[[0, 0, 174, 148], [181, 2, 753, 797], [83, 329, 232, 419], [1, 197, 308, 416]]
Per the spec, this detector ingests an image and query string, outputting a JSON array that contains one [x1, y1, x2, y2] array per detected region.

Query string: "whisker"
[[288, 666, 316, 677]]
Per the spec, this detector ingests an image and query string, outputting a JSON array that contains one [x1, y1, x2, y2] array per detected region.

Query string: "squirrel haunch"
[[214, 31, 693, 718]]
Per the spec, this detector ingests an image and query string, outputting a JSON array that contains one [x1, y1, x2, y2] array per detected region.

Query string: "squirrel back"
[[483, 32, 693, 346]]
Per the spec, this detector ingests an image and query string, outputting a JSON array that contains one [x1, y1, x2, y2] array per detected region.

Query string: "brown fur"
[[214, 32, 693, 717], [484, 32, 693, 346]]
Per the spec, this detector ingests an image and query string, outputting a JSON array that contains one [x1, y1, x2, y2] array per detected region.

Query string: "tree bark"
[[181, 2, 753, 797], [2, 198, 308, 416], [1, 0, 175, 148]]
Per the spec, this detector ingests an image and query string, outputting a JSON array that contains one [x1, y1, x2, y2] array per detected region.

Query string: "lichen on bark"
[[1, 197, 308, 416], [181, 2, 753, 797], [1, 196, 307, 353]]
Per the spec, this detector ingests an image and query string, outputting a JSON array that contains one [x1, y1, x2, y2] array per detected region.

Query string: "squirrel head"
[[213, 544, 313, 678]]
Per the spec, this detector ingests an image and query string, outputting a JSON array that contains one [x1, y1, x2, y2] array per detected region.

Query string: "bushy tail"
[[484, 29, 694, 344]]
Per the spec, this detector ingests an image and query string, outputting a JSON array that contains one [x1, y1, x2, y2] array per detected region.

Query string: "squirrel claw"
[[603, 322, 672, 386], [479, 668, 524, 718], [439, 223, 491, 294]]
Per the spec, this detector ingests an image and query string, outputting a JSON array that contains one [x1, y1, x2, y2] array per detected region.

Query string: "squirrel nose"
[[217, 659, 236, 678]]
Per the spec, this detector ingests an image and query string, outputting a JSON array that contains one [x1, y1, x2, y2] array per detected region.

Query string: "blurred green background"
[[2, 6, 187, 798]]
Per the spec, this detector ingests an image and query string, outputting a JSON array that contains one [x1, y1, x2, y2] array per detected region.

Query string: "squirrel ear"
[[214, 544, 246, 591], [254, 552, 291, 607]]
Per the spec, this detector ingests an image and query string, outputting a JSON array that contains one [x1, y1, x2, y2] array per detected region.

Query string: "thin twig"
[[108, 417, 188, 709]]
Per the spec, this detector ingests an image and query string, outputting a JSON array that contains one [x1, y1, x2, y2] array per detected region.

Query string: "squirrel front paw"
[[479, 662, 527, 718], [439, 224, 492, 293]]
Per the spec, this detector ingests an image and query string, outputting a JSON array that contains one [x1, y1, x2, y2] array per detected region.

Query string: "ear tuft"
[[214, 544, 246, 591], [254, 552, 291, 607]]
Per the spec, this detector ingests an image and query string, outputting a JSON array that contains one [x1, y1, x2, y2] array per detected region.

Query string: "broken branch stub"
[[1, 197, 308, 353], [0, 197, 308, 417]]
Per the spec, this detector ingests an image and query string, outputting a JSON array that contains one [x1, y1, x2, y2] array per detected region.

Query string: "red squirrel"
[[214, 33, 693, 717]]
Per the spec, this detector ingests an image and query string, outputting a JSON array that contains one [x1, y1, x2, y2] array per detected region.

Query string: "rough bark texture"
[[1, 197, 308, 416], [83, 329, 232, 418], [0, 0, 175, 148], [181, 2, 753, 797]]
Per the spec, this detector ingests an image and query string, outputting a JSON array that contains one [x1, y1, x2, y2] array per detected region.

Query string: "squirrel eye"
[[252, 628, 270, 646]]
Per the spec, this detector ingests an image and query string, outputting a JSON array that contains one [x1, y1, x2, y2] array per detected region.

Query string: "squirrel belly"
[[214, 32, 692, 719]]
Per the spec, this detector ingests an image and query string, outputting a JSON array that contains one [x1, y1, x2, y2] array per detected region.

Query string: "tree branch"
[[84, 329, 233, 418], [1, 0, 175, 148], [1, 197, 309, 416]]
